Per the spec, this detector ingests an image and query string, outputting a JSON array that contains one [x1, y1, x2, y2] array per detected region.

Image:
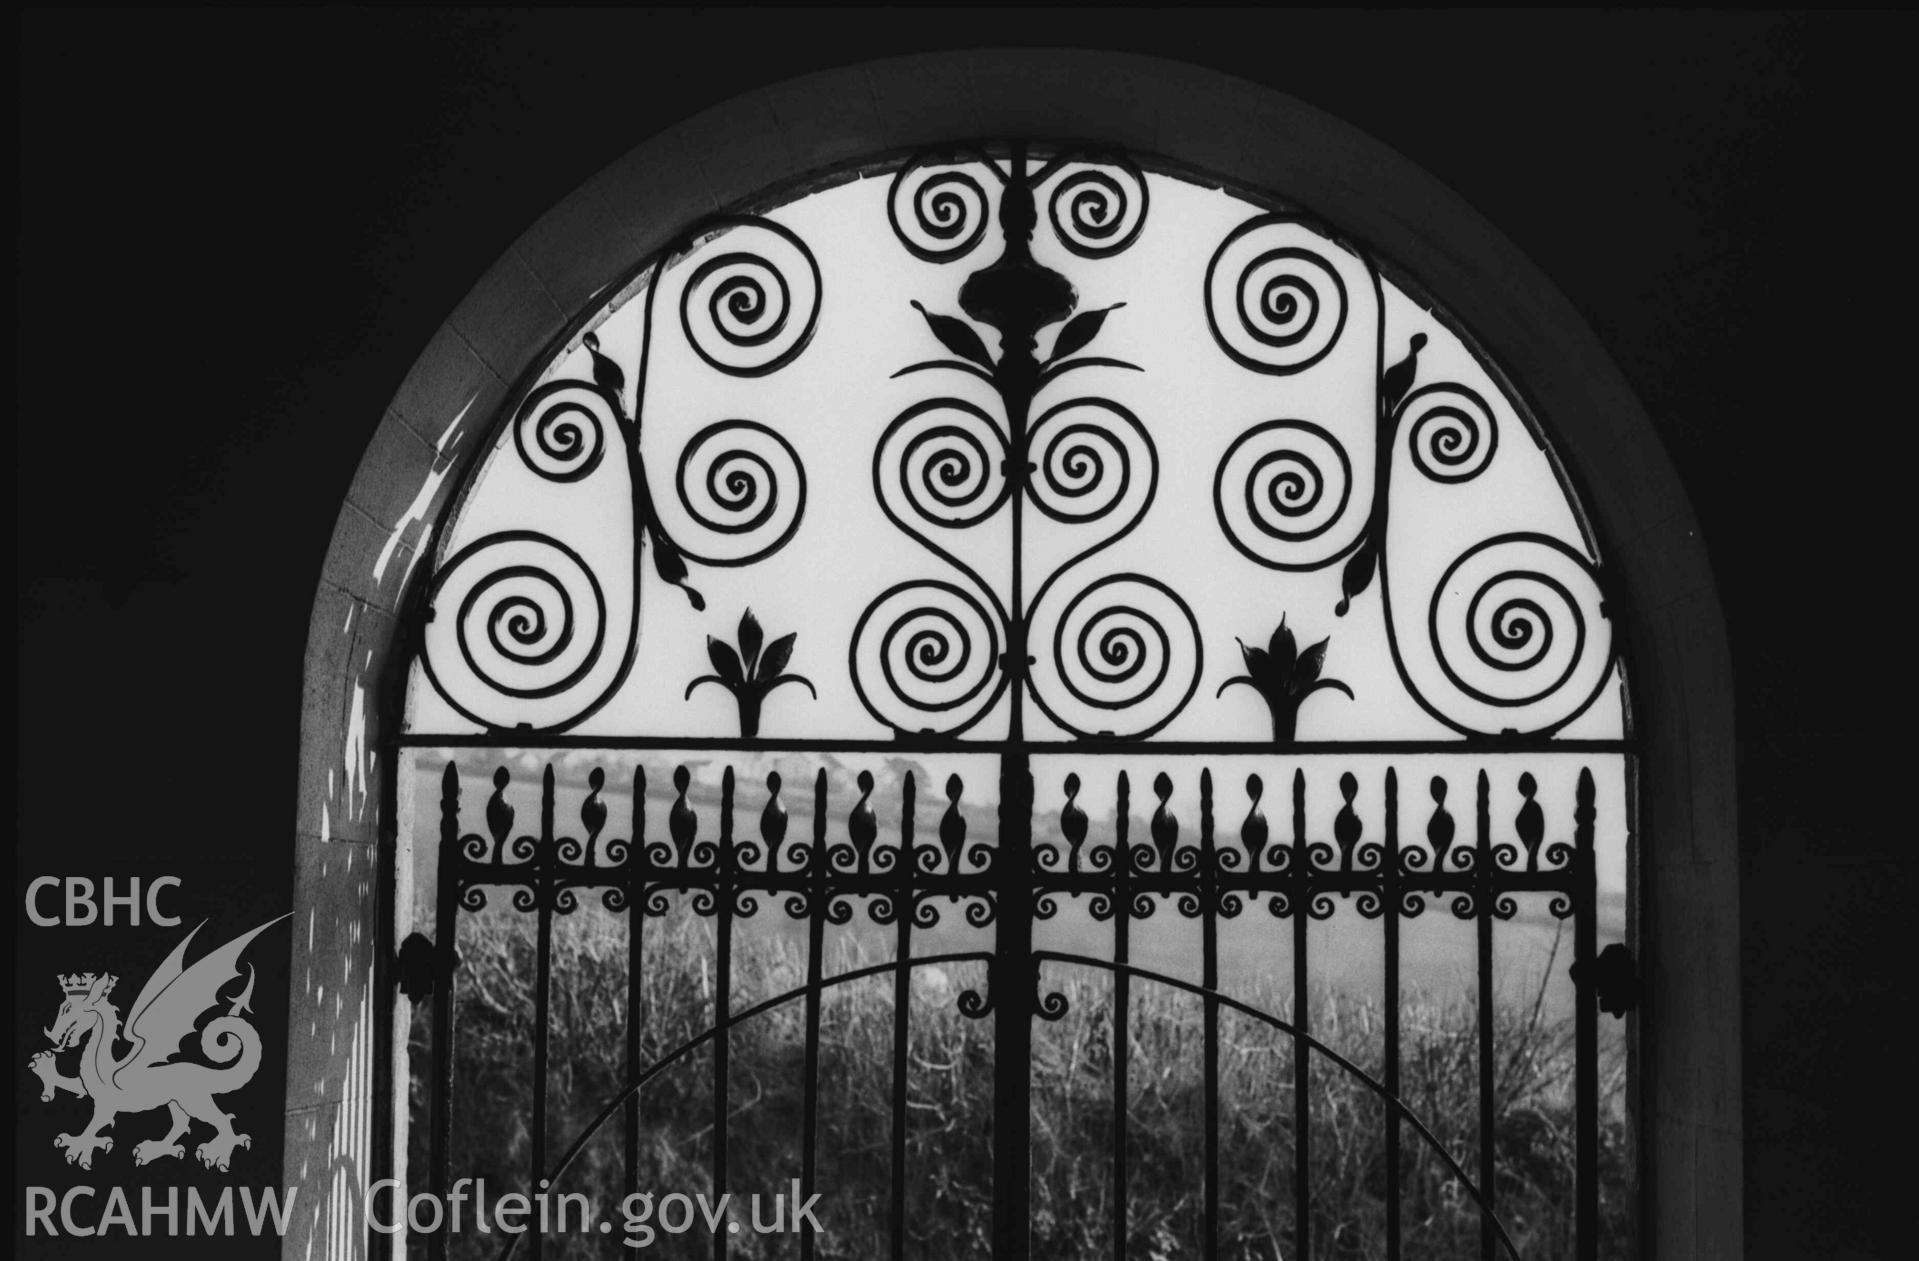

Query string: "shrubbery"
[[411, 908, 1627, 1259]]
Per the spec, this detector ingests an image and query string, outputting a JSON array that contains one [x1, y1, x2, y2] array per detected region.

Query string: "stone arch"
[[290, 49, 1736, 1258]]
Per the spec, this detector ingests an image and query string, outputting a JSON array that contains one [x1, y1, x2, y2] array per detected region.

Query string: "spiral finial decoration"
[[1213, 419, 1360, 571], [419, 531, 608, 729], [678, 218, 821, 376], [669, 419, 807, 565], [888, 158, 993, 262], [1027, 398, 1153, 528], [1028, 573, 1202, 740], [1403, 383, 1499, 484], [1420, 533, 1614, 733], [1205, 216, 1352, 375], [513, 381, 613, 482], [876, 399, 1011, 531], [1045, 160, 1148, 259], [850, 579, 1006, 737]]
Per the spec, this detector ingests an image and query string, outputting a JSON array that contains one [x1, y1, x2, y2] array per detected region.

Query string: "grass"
[[410, 905, 1629, 1260]]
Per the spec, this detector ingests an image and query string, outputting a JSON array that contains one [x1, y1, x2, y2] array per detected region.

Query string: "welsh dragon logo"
[[28, 914, 288, 1172]]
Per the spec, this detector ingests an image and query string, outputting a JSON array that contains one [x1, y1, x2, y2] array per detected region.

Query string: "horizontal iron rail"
[[443, 759, 1589, 907], [449, 854, 1580, 900], [397, 733, 1638, 756]]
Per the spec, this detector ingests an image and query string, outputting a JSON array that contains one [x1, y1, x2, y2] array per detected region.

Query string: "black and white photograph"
[[16, 10, 1909, 1260]]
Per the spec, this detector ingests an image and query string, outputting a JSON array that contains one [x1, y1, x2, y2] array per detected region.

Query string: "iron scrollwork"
[[436, 755, 1601, 1004], [419, 214, 821, 735], [1202, 204, 1616, 737], [406, 142, 1634, 1261], [418, 530, 608, 721], [1026, 762, 1598, 944], [1204, 216, 1353, 377], [438, 759, 1001, 994], [854, 143, 1201, 742], [413, 141, 1621, 745]]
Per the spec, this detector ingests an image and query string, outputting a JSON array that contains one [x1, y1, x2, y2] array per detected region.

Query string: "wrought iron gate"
[[406, 743, 1619, 1261], [395, 136, 1637, 1260]]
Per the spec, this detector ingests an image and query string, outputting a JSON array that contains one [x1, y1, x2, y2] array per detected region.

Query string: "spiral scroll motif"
[[420, 531, 607, 728], [1030, 574, 1202, 740], [1046, 160, 1148, 259], [1425, 533, 1613, 730], [850, 580, 1005, 737], [513, 381, 612, 482], [1205, 216, 1350, 375], [1027, 398, 1152, 527], [877, 399, 1011, 531], [1213, 419, 1357, 570], [1404, 383, 1499, 484], [671, 419, 807, 565], [888, 159, 992, 262], [679, 219, 821, 377]]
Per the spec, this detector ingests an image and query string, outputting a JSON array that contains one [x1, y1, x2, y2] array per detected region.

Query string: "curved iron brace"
[[490, 938, 1520, 1261], [491, 949, 996, 1261]]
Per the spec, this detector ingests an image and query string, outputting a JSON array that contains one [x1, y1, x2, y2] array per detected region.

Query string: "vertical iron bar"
[[1112, 770, 1132, 1261], [625, 767, 646, 1201], [428, 763, 461, 1261], [992, 751, 1035, 1261], [989, 147, 1039, 1261], [372, 740, 400, 1261], [890, 773, 916, 1261], [1625, 752, 1647, 1261], [531, 765, 555, 1261], [713, 768, 734, 1261], [1292, 769, 1311, 1259], [1476, 769, 1496, 1261], [1384, 768, 1403, 1261], [800, 769, 828, 1261], [996, 135, 1038, 754], [1201, 770, 1220, 1261], [1574, 768, 1599, 1261]]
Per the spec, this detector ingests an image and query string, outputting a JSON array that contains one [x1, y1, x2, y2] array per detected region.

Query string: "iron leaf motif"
[[1218, 615, 1355, 742], [686, 608, 817, 738], [911, 300, 995, 369], [1048, 302, 1124, 364]]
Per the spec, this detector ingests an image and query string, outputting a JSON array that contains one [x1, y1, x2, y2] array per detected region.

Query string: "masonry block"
[[597, 129, 722, 259], [865, 55, 987, 151], [393, 323, 506, 453], [345, 417, 442, 532], [673, 90, 789, 215], [323, 500, 410, 615], [298, 583, 366, 845], [448, 248, 567, 384], [762, 69, 890, 173], [516, 167, 645, 317], [281, 1100, 374, 1261], [965, 50, 1163, 147], [285, 833, 379, 1113], [1153, 64, 1254, 179]]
